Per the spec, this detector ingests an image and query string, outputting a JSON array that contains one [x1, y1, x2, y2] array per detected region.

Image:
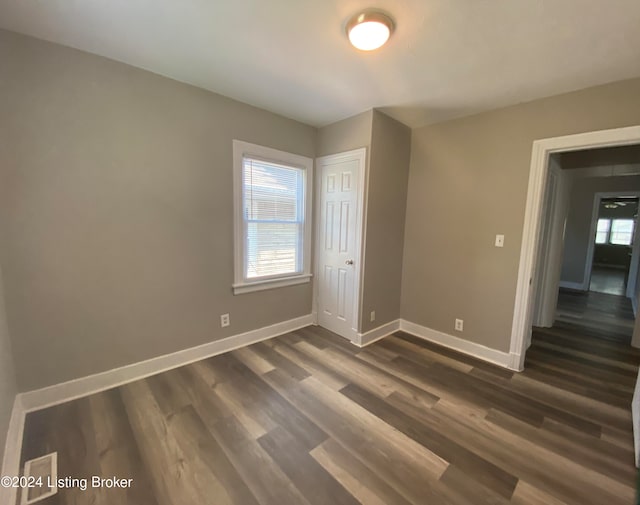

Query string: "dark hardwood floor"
[[18, 324, 640, 505], [555, 288, 635, 344], [589, 266, 628, 296]]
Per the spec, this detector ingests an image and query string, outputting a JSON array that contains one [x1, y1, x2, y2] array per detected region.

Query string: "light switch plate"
[[495, 234, 505, 247]]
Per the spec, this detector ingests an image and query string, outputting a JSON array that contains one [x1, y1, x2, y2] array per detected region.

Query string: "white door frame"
[[531, 156, 571, 329], [510, 125, 640, 371], [628, 206, 640, 302], [313, 148, 368, 341], [582, 191, 640, 295]]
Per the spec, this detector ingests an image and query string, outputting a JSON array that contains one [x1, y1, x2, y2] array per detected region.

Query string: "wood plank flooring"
[[589, 267, 628, 296], [555, 288, 635, 344], [18, 324, 640, 505]]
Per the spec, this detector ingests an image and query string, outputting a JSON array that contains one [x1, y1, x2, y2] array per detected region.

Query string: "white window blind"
[[610, 219, 634, 246], [594, 218, 635, 246], [595, 218, 611, 244], [242, 157, 305, 280]]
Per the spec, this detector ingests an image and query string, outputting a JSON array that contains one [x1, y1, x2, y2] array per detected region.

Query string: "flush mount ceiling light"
[[346, 10, 395, 51]]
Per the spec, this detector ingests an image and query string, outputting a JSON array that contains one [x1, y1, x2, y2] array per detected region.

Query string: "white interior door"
[[316, 149, 365, 340], [531, 157, 571, 329]]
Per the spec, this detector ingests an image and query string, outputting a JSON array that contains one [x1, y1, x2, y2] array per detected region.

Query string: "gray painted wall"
[[0, 30, 316, 391], [316, 110, 372, 158], [360, 111, 411, 332], [560, 176, 640, 285], [402, 78, 640, 352], [0, 265, 17, 466]]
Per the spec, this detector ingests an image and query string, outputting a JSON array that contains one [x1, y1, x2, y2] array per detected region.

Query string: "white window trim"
[[232, 140, 313, 295]]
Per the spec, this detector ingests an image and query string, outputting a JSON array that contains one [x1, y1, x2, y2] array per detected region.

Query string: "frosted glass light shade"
[[346, 11, 394, 51]]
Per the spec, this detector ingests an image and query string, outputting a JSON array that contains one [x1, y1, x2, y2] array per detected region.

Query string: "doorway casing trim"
[[510, 125, 640, 371]]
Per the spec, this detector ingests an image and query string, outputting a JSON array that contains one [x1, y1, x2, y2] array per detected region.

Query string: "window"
[[595, 218, 611, 244], [233, 140, 312, 294], [595, 218, 635, 246], [610, 219, 635, 245]]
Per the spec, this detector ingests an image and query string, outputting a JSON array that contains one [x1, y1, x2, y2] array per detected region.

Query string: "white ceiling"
[[1, 0, 639, 128]]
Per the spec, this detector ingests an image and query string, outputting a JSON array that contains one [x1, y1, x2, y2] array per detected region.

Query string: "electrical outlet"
[[455, 318, 464, 332], [370, 311, 376, 322], [220, 313, 230, 328]]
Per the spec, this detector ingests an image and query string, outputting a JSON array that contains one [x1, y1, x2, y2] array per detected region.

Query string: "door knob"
[[345, 259, 354, 265]]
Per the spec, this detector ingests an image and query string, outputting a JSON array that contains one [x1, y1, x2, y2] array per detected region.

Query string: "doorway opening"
[[510, 125, 640, 371], [533, 148, 640, 347]]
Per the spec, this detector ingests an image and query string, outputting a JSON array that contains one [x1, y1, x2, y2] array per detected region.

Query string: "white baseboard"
[[508, 352, 524, 371], [3, 311, 518, 500], [399, 319, 517, 370], [20, 314, 314, 413], [1, 314, 314, 505], [354, 319, 400, 347], [559, 280, 587, 291], [0, 395, 25, 505]]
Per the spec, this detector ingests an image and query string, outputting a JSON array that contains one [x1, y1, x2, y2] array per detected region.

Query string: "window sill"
[[233, 274, 312, 295]]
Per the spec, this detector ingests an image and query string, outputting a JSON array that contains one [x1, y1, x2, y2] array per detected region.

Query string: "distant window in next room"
[[596, 218, 635, 246]]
